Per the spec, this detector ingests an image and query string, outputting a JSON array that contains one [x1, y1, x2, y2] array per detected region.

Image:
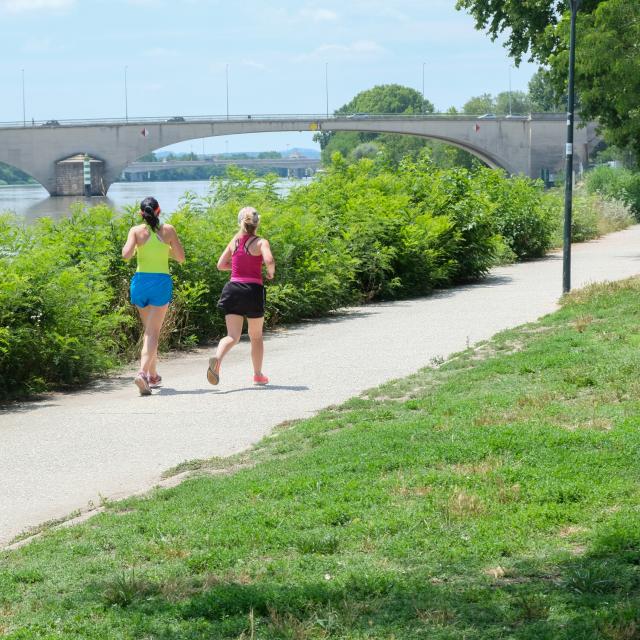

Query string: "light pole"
[[422, 62, 425, 114], [226, 64, 229, 119], [325, 62, 329, 117], [21, 69, 26, 127], [563, 0, 581, 293], [124, 66, 128, 122], [508, 64, 513, 116]]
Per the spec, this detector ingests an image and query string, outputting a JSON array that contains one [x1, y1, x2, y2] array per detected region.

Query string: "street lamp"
[[563, 0, 581, 293], [422, 62, 426, 114], [226, 64, 229, 119], [124, 66, 129, 122], [325, 62, 329, 118], [21, 69, 26, 127], [508, 64, 513, 116]]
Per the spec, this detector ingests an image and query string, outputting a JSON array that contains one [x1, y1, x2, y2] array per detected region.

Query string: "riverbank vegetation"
[[2, 277, 640, 638], [0, 162, 36, 186], [0, 156, 634, 402]]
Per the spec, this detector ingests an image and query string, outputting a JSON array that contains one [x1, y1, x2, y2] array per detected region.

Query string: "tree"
[[573, 0, 640, 158], [317, 84, 435, 164], [462, 93, 495, 115], [528, 68, 566, 112], [454, 0, 604, 65], [456, 0, 640, 160], [495, 90, 531, 115]]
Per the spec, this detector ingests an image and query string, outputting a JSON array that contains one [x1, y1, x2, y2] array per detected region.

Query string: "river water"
[[0, 179, 307, 224]]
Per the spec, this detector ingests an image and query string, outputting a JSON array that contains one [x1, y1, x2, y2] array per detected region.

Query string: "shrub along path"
[[1, 226, 639, 546]]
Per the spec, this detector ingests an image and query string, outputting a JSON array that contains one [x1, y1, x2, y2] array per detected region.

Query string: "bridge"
[[0, 114, 599, 196], [123, 156, 321, 179]]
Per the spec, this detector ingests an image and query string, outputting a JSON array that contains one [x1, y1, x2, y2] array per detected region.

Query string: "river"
[[0, 178, 308, 224]]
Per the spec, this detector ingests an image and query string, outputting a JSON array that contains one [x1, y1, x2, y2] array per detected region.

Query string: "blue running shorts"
[[130, 272, 173, 308]]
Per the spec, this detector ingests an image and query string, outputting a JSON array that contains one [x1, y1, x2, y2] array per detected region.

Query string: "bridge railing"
[[0, 113, 567, 129]]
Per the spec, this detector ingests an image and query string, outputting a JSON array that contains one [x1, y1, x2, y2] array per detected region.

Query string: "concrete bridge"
[[0, 114, 599, 196]]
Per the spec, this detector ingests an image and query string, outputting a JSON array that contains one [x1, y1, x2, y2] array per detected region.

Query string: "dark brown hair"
[[140, 196, 160, 230]]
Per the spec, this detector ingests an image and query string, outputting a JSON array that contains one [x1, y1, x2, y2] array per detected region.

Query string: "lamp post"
[[21, 69, 26, 127], [325, 62, 329, 118], [124, 66, 128, 122], [563, 0, 581, 294], [508, 64, 513, 116], [422, 62, 426, 114], [225, 64, 229, 119]]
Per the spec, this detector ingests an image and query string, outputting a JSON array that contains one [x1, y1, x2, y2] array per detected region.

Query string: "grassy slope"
[[1, 279, 640, 639]]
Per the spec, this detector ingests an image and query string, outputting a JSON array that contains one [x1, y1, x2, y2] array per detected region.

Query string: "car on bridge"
[[165, 116, 185, 122], [40, 120, 61, 127]]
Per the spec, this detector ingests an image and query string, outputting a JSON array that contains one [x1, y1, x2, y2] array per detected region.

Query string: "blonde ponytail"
[[238, 206, 260, 235]]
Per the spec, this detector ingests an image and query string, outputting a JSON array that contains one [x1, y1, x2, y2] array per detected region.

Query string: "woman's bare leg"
[[247, 316, 265, 375], [213, 314, 244, 372], [138, 304, 168, 376]]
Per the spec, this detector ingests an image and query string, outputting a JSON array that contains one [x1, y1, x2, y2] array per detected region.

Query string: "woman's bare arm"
[[217, 241, 234, 271], [121, 227, 138, 260], [164, 225, 185, 263], [260, 239, 275, 280]]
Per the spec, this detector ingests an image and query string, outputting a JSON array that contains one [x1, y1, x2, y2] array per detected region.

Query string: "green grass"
[[2, 279, 640, 639]]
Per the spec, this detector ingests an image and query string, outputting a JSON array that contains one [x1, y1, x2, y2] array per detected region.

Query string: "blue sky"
[[0, 0, 538, 153]]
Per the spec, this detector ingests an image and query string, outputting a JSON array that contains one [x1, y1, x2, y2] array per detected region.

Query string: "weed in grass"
[[563, 561, 621, 595], [511, 592, 550, 622], [11, 568, 44, 584], [101, 568, 158, 607], [295, 532, 340, 555], [575, 315, 595, 333]]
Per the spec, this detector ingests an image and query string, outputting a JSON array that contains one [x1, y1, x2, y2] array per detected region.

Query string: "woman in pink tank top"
[[208, 206, 275, 386]]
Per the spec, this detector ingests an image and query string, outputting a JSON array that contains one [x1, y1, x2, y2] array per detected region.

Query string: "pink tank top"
[[231, 234, 263, 284]]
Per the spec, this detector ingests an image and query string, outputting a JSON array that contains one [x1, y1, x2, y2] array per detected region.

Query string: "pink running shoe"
[[253, 373, 269, 386], [134, 371, 151, 396], [148, 374, 162, 388]]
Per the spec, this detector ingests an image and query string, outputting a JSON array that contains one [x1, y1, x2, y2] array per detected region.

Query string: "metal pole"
[[422, 62, 425, 114], [563, 0, 580, 294], [21, 69, 26, 127], [508, 65, 512, 115], [124, 66, 128, 122], [325, 62, 329, 117], [226, 64, 229, 119]]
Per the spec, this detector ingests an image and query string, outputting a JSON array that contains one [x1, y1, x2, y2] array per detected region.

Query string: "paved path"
[[2, 227, 640, 545]]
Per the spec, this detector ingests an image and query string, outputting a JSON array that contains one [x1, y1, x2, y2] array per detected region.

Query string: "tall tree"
[[456, 0, 640, 160], [317, 84, 435, 165], [528, 68, 566, 112], [462, 93, 495, 115]]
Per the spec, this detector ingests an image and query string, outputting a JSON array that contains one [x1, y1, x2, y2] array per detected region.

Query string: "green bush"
[[0, 160, 630, 401], [586, 165, 640, 219]]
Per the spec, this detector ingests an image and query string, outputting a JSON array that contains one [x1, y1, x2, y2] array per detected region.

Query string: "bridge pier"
[[54, 154, 105, 196]]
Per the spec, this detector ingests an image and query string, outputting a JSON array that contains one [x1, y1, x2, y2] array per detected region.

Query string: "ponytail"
[[238, 206, 260, 235], [140, 196, 160, 231]]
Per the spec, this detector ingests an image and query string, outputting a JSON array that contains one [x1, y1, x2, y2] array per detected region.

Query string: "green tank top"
[[136, 225, 171, 274]]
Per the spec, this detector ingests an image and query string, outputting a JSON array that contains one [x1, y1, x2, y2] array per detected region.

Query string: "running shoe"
[[134, 371, 151, 396], [253, 373, 269, 386], [148, 374, 162, 388], [207, 357, 220, 385]]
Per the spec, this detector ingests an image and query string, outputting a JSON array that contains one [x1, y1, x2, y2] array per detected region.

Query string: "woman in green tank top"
[[122, 197, 185, 396]]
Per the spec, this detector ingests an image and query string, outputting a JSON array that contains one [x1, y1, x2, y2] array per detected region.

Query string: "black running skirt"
[[217, 281, 266, 318]]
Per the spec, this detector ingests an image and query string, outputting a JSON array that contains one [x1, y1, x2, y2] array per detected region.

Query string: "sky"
[[0, 0, 539, 154]]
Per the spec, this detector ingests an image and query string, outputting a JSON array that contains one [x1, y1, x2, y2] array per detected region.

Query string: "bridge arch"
[[0, 159, 50, 193]]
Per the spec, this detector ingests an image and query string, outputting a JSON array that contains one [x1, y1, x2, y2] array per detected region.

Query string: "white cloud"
[[0, 0, 74, 11], [299, 40, 385, 61], [299, 8, 338, 22], [242, 59, 268, 71]]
